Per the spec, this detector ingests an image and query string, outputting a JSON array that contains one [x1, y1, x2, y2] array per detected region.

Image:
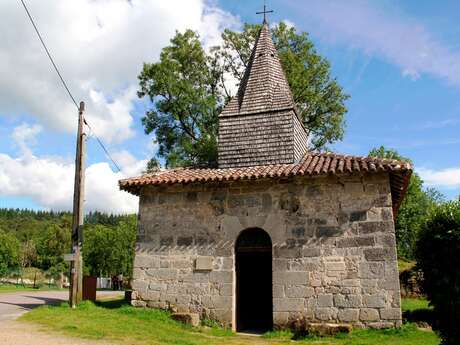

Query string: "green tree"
[[115, 215, 137, 278], [20, 239, 37, 269], [138, 22, 348, 167], [0, 229, 21, 277], [416, 200, 460, 345], [35, 223, 70, 275], [83, 224, 114, 277], [139, 30, 221, 167], [369, 146, 443, 258], [145, 158, 160, 173], [83, 215, 136, 278]]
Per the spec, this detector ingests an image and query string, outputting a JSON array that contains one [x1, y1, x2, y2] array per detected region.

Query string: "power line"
[[20, 0, 78, 109], [84, 120, 122, 172], [19, 0, 122, 173]]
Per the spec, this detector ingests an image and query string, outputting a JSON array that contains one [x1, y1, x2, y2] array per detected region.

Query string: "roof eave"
[[119, 164, 413, 217]]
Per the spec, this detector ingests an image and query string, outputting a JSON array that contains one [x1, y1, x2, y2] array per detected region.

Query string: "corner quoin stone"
[[360, 308, 380, 321], [380, 308, 401, 320], [364, 248, 396, 261]]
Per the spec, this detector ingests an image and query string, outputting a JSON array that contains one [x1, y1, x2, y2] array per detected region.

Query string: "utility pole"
[[69, 101, 86, 308]]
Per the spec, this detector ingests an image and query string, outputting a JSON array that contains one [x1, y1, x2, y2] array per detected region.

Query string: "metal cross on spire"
[[256, 2, 273, 24]]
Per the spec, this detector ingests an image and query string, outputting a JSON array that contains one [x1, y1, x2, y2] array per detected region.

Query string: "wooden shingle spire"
[[220, 23, 295, 118], [218, 22, 309, 168]]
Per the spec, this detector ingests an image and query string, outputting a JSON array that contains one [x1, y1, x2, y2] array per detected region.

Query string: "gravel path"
[[0, 290, 122, 345]]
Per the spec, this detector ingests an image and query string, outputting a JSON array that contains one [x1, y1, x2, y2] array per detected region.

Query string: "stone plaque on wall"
[[195, 256, 213, 271]]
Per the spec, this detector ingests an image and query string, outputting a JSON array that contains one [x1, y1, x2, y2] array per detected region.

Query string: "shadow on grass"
[[403, 308, 435, 327], [94, 297, 129, 309]]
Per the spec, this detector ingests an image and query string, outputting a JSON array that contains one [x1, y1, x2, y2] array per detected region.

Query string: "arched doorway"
[[235, 228, 273, 332]]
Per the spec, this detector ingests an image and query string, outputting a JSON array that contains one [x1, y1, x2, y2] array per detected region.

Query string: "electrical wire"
[[20, 0, 78, 109], [19, 0, 122, 173], [84, 120, 122, 172]]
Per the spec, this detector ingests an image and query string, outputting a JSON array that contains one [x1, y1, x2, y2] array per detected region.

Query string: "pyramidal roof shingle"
[[219, 23, 295, 117]]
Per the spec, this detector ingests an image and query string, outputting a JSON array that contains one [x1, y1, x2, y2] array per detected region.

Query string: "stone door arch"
[[235, 228, 273, 332]]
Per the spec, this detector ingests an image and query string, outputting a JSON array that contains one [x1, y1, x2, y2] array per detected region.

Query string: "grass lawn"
[[401, 298, 431, 312], [0, 283, 64, 293], [401, 297, 434, 328], [20, 297, 439, 345]]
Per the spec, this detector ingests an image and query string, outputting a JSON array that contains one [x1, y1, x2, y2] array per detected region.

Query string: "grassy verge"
[[401, 297, 434, 328], [20, 297, 439, 345], [0, 283, 64, 293], [262, 324, 438, 345], [21, 299, 236, 345], [398, 258, 416, 272], [401, 298, 431, 312]]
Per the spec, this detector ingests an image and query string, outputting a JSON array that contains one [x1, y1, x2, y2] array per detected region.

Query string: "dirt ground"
[[0, 290, 122, 345], [0, 320, 116, 345]]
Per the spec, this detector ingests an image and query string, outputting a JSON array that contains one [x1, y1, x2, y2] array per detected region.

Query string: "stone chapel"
[[120, 20, 412, 332]]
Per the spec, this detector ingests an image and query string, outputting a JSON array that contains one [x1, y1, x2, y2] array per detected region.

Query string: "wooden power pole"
[[69, 101, 86, 308]]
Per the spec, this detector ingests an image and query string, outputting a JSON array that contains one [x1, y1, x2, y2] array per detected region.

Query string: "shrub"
[[416, 201, 460, 345]]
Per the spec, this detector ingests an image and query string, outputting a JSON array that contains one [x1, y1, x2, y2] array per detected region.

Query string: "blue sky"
[[225, 0, 460, 198], [0, 0, 459, 213]]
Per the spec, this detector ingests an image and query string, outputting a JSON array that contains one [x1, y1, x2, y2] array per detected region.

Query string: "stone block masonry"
[[132, 172, 402, 329]]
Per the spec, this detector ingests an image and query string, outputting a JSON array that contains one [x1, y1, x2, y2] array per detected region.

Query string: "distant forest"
[[0, 209, 137, 280]]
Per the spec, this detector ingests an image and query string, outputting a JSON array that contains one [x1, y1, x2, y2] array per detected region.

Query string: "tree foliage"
[[20, 240, 37, 269], [35, 223, 71, 275], [83, 215, 137, 277], [369, 146, 443, 258], [139, 30, 221, 167], [138, 22, 348, 167], [0, 209, 137, 279], [0, 229, 21, 277], [416, 200, 460, 345], [0, 208, 68, 243]]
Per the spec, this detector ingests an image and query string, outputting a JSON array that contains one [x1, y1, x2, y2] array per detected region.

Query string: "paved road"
[[0, 290, 122, 345], [0, 290, 123, 321]]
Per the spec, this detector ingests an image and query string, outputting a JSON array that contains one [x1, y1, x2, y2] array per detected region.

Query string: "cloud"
[[0, 0, 239, 143], [281, 20, 296, 29], [112, 150, 148, 178], [0, 153, 140, 213], [419, 167, 460, 189], [271, 19, 296, 30], [12, 123, 42, 156], [0, 124, 147, 213], [384, 138, 460, 149], [86, 86, 137, 143], [199, 6, 240, 51], [419, 118, 460, 130], [0, 1, 240, 212], [294, 0, 460, 87]]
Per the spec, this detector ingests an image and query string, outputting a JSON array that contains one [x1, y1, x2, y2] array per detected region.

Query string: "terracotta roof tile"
[[119, 152, 412, 216]]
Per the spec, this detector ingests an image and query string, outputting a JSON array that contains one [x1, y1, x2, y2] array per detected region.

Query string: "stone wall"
[[132, 172, 402, 329]]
